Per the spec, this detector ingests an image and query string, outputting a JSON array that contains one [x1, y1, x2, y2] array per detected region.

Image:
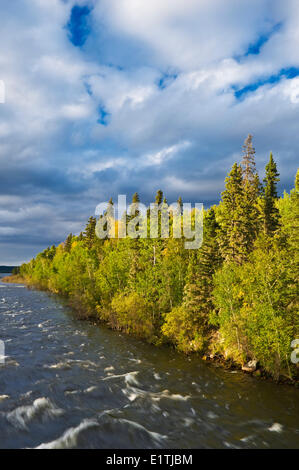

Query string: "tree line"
[[18, 135, 299, 381]]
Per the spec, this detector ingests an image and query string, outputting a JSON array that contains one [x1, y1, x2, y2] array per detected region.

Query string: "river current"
[[0, 274, 298, 449]]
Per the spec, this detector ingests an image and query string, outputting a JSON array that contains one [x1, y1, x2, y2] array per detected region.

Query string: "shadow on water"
[[0, 274, 298, 449]]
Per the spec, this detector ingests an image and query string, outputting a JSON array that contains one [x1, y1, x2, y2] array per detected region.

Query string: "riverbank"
[[1, 276, 298, 449], [1, 274, 24, 283], [2, 273, 298, 387]]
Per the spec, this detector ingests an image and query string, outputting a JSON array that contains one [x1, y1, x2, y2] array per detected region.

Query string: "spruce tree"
[[155, 189, 163, 205], [218, 163, 248, 263], [65, 233, 73, 253], [129, 192, 141, 230], [84, 216, 96, 248], [219, 135, 261, 263], [184, 208, 222, 323], [199, 208, 222, 283], [164, 207, 223, 352], [242, 134, 256, 184], [262, 152, 280, 235], [130, 193, 140, 215], [132, 192, 140, 203], [177, 196, 183, 212]]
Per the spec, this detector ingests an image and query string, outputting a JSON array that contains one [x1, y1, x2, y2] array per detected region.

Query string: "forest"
[[15, 136, 299, 382]]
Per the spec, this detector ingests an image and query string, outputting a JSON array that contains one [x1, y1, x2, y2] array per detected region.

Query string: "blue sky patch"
[[234, 67, 299, 99], [84, 81, 92, 96], [235, 22, 282, 61], [97, 106, 110, 126], [157, 73, 178, 90], [66, 5, 92, 47]]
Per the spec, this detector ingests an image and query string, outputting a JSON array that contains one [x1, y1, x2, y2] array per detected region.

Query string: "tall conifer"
[[242, 134, 256, 184], [65, 233, 73, 252], [262, 152, 280, 235], [84, 216, 96, 248]]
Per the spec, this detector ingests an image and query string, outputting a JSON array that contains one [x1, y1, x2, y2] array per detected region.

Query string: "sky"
[[0, 0, 299, 264]]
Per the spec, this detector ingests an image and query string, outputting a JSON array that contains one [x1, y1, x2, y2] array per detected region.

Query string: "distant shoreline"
[[0, 266, 18, 273]]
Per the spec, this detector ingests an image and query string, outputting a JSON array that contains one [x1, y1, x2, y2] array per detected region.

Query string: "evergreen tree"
[[184, 208, 222, 326], [241, 132, 260, 212], [84, 217, 96, 248], [65, 233, 73, 253], [218, 163, 248, 263], [177, 196, 183, 212], [155, 189, 163, 205], [162, 208, 222, 352], [242, 134, 256, 184], [128, 192, 142, 234], [17, 139, 298, 381], [219, 137, 261, 264], [130, 192, 140, 215], [262, 152, 280, 235], [132, 192, 140, 203]]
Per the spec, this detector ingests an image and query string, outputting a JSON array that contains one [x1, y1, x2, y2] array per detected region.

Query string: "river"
[[0, 274, 298, 449]]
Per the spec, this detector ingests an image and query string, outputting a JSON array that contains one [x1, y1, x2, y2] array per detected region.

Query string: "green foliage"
[[111, 292, 155, 340], [217, 163, 250, 263], [155, 189, 163, 205], [19, 138, 298, 381], [132, 192, 140, 203], [65, 233, 73, 253], [261, 152, 280, 235], [83, 216, 97, 248], [162, 305, 206, 353], [162, 208, 222, 353], [212, 241, 298, 379]]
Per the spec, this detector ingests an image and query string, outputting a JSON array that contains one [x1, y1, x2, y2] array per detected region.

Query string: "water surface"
[[0, 274, 298, 449]]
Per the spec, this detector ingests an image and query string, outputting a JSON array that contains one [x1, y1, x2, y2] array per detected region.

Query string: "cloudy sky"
[[0, 0, 299, 264]]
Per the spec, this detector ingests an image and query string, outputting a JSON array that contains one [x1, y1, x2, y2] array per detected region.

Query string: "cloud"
[[142, 141, 191, 167], [94, 0, 278, 69], [0, 0, 298, 263]]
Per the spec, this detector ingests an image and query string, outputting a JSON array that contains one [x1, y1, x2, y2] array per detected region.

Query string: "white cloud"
[[0, 0, 299, 263], [95, 0, 278, 70], [143, 141, 191, 167]]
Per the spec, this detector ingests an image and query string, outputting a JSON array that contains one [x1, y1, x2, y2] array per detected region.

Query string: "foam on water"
[[117, 418, 167, 443], [102, 371, 140, 386], [35, 419, 99, 449], [0, 395, 9, 401], [6, 397, 64, 430], [268, 423, 283, 433], [122, 382, 190, 403]]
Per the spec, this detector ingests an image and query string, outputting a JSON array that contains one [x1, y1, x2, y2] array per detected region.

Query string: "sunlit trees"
[[17, 139, 298, 381], [162, 208, 221, 353]]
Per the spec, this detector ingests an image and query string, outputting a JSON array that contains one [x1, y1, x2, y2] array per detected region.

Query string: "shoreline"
[[2, 274, 298, 388], [1, 275, 24, 283]]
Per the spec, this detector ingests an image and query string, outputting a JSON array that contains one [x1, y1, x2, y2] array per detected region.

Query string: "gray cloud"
[[0, 0, 298, 264]]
